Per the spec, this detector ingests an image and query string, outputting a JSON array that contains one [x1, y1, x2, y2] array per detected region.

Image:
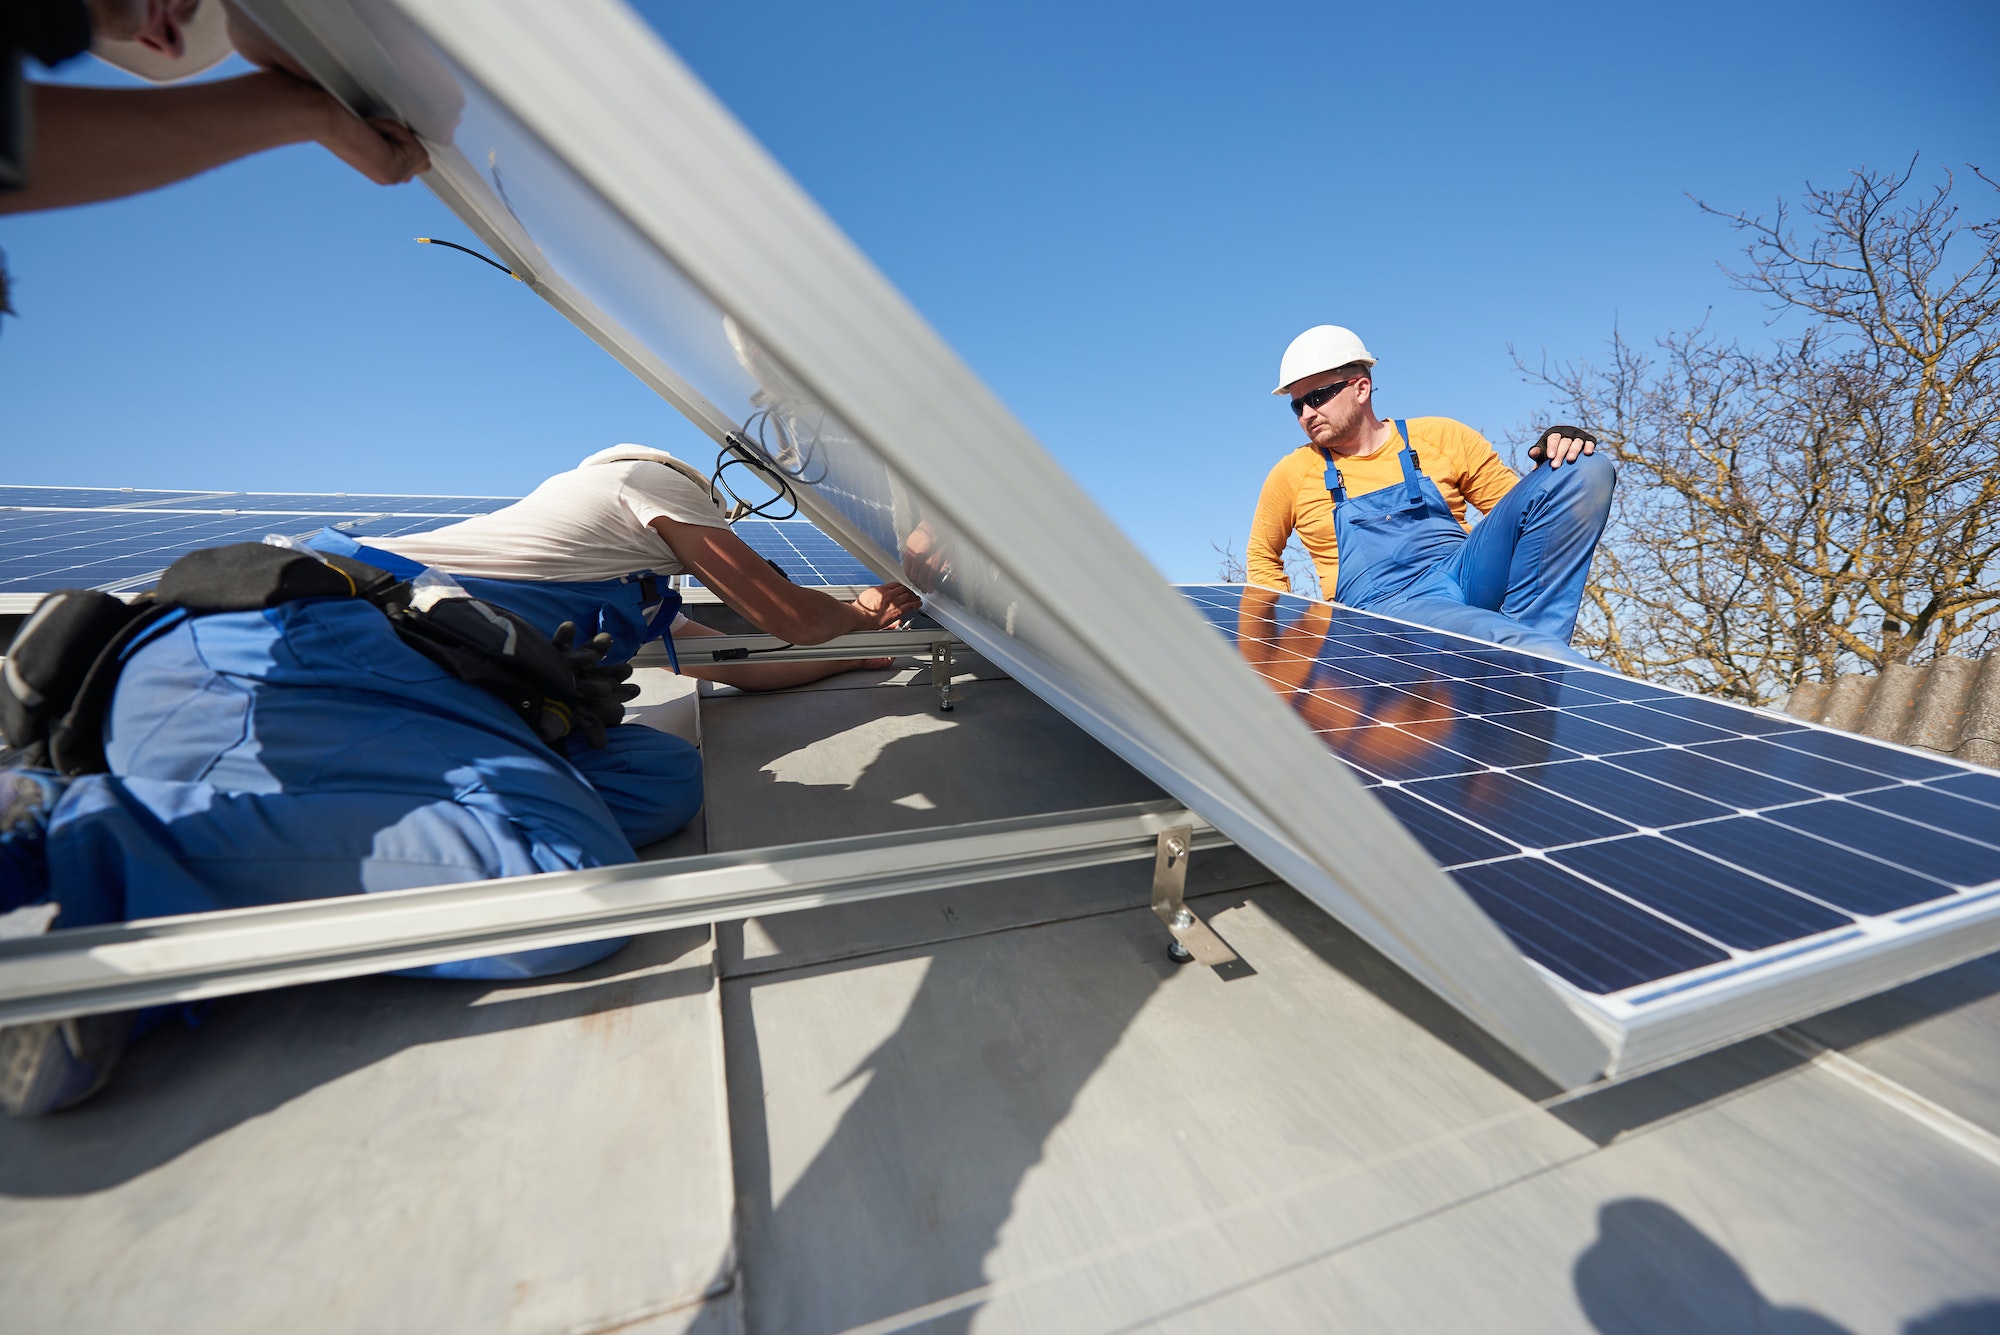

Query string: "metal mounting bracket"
[[1149, 825, 1240, 969], [931, 640, 963, 712]]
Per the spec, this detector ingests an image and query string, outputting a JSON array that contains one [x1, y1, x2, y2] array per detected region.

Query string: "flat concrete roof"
[[4, 661, 1997, 1333]]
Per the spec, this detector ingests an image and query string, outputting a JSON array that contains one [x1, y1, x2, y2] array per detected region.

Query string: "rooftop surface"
[[5, 653, 1996, 1333]]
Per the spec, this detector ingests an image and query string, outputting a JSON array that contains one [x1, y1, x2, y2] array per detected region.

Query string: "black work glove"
[[1527, 424, 1597, 465], [551, 620, 640, 749]]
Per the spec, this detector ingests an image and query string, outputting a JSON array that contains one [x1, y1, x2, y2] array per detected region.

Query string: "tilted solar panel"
[[224, 0, 1608, 1085], [141, 0, 1996, 1085], [1196, 583, 2000, 1067]]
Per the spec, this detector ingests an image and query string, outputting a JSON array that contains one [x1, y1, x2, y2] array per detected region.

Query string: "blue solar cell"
[[1549, 838, 1852, 950], [1368, 788, 1517, 867], [1286, 685, 1453, 733], [1533, 666, 1677, 703], [1407, 771, 1633, 845], [1668, 818, 1953, 915], [1321, 724, 1483, 781], [1685, 737, 1899, 796], [1511, 760, 1735, 828], [1634, 695, 1802, 736], [1567, 701, 1739, 746], [1391, 678, 1538, 715], [1933, 772, 2000, 810], [1762, 802, 2000, 888], [1450, 858, 1730, 994], [696, 518, 877, 587], [1400, 715, 1589, 770], [1607, 748, 1817, 811], [1481, 708, 1664, 758], [1876, 784, 2000, 842], [1766, 728, 1960, 781]]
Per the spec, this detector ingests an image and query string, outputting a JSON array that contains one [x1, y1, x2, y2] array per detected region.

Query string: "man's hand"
[[850, 583, 921, 631], [1527, 424, 1597, 469], [315, 104, 429, 185]]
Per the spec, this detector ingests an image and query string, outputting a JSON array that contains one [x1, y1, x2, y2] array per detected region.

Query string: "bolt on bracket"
[[931, 641, 964, 712], [1149, 825, 1239, 969]]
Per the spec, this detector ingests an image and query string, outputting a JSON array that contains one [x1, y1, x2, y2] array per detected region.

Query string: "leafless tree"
[[1211, 537, 1322, 599], [1526, 162, 2000, 704]]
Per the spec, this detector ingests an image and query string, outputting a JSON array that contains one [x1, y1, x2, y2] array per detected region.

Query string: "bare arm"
[[1, 72, 427, 215], [651, 517, 920, 643], [670, 618, 895, 691]]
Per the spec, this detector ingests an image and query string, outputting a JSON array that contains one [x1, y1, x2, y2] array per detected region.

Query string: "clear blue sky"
[[3, 0, 1995, 581]]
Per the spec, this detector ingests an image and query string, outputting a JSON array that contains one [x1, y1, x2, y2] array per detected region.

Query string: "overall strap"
[[1317, 447, 1345, 505], [1393, 420, 1426, 504], [627, 572, 683, 671]]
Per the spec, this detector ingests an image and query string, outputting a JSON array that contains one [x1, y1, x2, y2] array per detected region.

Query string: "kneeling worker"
[[308, 445, 920, 839], [1, 448, 917, 1117], [1248, 325, 1612, 660]]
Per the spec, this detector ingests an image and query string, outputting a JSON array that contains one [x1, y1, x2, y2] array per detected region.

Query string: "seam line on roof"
[[1767, 1028, 2000, 1170]]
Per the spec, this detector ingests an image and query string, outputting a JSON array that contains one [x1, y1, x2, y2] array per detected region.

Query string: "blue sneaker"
[[0, 1012, 133, 1117], [0, 767, 66, 912]]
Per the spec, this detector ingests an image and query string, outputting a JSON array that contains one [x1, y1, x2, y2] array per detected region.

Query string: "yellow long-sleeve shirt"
[[1246, 416, 1520, 596]]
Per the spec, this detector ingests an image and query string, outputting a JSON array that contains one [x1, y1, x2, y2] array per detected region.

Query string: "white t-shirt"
[[374, 446, 732, 581]]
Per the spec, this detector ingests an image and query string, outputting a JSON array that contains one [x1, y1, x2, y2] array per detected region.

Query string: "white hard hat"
[[93, 0, 233, 85], [1272, 325, 1377, 395]]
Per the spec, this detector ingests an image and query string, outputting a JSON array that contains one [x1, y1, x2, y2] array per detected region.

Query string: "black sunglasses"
[[1290, 379, 1355, 417]]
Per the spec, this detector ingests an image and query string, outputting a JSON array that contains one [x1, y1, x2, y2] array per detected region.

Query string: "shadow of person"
[[702, 680, 1197, 1334], [1575, 1198, 1853, 1334], [725, 909, 1180, 1335], [1905, 1300, 2000, 1334], [0, 927, 709, 1196]]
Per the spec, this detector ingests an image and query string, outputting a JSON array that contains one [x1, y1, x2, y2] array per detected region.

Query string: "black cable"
[[713, 425, 804, 520], [414, 237, 523, 280]]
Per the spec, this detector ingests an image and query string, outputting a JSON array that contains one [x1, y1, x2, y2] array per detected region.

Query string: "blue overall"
[[306, 529, 702, 847], [1320, 421, 1614, 661], [306, 529, 682, 670], [38, 595, 704, 979]]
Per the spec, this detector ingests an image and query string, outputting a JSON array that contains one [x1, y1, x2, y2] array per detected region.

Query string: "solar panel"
[[195, 0, 2000, 1085], [239, 0, 1606, 1086], [0, 497, 868, 605], [691, 518, 881, 588], [1193, 583, 2000, 1060], [0, 508, 481, 598], [0, 486, 516, 514]]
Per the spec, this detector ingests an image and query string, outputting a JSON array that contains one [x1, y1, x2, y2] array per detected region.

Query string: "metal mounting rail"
[[640, 627, 968, 668], [0, 800, 1227, 1026]]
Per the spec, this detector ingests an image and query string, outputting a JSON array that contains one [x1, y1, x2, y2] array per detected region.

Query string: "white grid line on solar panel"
[[0, 486, 515, 515], [0, 511, 464, 593], [1179, 584, 2000, 1002], [686, 518, 878, 587]]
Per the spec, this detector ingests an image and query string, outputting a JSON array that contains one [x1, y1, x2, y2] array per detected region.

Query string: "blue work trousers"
[[43, 599, 703, 978], [1334, 444, 1614, 661]]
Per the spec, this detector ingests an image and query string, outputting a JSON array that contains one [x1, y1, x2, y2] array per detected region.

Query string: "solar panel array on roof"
[[0, 486, 521, 513], [1190, 583, 2000, 1049], [0, 488, 880, 608]]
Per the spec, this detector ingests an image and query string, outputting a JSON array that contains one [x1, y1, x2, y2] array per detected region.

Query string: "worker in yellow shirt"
[[1246, 325, 1612, 660]]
